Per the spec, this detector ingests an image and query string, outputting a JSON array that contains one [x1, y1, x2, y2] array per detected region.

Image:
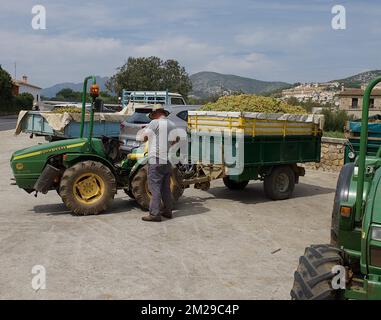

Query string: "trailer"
[[181, 111, 323, 200], [14, 110, 129, 140]]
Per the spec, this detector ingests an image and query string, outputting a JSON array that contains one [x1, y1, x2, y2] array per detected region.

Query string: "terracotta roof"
[[338, 88, 381, 96], [14, 80, 42, 90]]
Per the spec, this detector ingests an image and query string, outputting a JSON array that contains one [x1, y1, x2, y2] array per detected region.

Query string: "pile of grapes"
[[52, 106, 82, 114], [201, 94, 306, 114]]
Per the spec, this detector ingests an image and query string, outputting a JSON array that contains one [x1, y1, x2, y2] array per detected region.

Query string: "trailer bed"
[[15, 111, 129, 139]]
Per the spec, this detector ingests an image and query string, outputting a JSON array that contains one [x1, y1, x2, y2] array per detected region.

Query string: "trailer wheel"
[[59, 161, 116, 215], [223, 177, 249, 190], [290, 244, 345, 300], [264, 165, 295, 200], [131, 165, 184, 210]]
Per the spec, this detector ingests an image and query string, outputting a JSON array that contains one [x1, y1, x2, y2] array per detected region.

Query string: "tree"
[[14, 93, 34, 110], [53, 88, 118, 104], [106, 56, 192, 97], [54, 88, 82, 101], [0, 66, 14, 110]]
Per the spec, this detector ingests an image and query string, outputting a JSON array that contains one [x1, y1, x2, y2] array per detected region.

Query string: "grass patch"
[[323, 131, 345, 139]]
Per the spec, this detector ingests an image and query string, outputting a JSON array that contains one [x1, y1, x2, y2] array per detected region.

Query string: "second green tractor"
[[291, 76, 381, 300]]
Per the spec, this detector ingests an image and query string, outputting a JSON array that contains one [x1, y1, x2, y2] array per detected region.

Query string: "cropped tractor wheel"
[[59, 161, 116, 216], [264, 165, 295, 200], [223, 177, 249, 190], [130, 165, 184, 210], [291, 244, 344, 300]]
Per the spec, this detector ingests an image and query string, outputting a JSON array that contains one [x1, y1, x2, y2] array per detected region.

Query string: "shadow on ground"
[[174, 195, 212, 217], [32, 196, 141, 216], [31, 194, 212, 218], [205, 182, 335, 205]]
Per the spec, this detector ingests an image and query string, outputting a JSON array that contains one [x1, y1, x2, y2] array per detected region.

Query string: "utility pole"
[[14, 62, 17, 80]]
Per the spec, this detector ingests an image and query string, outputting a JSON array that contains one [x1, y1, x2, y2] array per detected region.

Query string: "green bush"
[[321, 109, 352, 132], [13, 93, 34, 110]]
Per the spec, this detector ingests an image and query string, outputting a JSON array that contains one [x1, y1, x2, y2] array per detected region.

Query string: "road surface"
[[0, 115, 17, 131], [0, 129, 339, 299]]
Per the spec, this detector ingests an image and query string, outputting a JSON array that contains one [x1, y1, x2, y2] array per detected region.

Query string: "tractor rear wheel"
[[131, 165, 184, 210], [264, 165, 295, 200], [290, 244, 344, 300], [59, 161, 116, 215], [223, 177, 249, 190], [124, 188, 135, 199]]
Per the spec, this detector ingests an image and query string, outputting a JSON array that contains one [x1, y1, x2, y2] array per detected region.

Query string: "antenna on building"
[[14, 62, 17, 79]]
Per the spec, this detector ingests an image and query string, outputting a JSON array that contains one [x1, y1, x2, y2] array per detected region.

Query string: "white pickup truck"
[[121, 90, 187, 107]]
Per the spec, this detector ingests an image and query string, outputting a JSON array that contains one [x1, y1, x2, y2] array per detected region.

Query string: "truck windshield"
[[171, 97, 185, 105], [126, 111, 151, 124]]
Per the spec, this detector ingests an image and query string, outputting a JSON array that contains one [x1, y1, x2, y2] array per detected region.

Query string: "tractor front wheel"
[[290, 244, 344, 300], [59, 161, 116, 215], [130, 165, 184, 210]]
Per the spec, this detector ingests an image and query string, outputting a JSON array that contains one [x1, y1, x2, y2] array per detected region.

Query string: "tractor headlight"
[[371, 226, 381, 241], [348, 151, 356, 160]]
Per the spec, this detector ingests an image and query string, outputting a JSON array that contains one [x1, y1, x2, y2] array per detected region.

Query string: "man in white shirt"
[[142, 107, 176, 222]]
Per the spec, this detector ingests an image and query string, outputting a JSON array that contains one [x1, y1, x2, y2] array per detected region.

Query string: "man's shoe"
[[142, 214, 162, 222], [161, 212, 173, 219]]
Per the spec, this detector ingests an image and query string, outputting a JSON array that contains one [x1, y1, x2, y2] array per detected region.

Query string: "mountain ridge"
[[41, 76, 109, 98], [332, 70, 381, 88], [190, 71, 291, 99], [41, 70, 381, 99]]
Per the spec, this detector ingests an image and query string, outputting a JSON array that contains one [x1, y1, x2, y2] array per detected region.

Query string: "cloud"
[[235, 26, 323, 51], [0, 31, 125, 86], [205, 53, 276, 80], [1, 0, 381, 86], [129, 37, 222, 66]]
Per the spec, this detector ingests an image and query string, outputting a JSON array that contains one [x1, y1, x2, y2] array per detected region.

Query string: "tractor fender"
[[128, 158, 148, 180], [331, 162, 355, 246], [63, 153, 116, 175]]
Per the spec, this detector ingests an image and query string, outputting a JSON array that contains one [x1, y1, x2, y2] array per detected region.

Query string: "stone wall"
[[305, 137, 347, 172]]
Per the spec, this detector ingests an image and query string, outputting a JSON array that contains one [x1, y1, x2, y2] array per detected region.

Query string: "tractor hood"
[[11, 138, 88, 161]]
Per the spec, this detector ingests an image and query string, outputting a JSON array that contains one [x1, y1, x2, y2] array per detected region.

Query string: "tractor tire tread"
[[290, 244, 344, 300]]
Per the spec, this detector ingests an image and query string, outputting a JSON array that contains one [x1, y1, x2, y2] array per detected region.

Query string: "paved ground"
[[0, 130, 338, 300], [0, 115, 17, 132]]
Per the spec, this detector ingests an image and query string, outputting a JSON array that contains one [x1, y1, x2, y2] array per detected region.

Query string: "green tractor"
[[291, 77, 381, 300], [10, 76, 183, 215]]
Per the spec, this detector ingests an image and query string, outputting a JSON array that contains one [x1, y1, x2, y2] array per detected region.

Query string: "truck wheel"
[[223, 177, 249, 190], [59, 161, 116, 215], [331, 163, 354, 247], [264, 165, 295, 200], [131, 165, 184, 210], [290, 244, 344, 300]]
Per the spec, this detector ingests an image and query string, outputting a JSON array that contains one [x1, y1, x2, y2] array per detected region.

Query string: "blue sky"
[[1, 0, 380, 88]]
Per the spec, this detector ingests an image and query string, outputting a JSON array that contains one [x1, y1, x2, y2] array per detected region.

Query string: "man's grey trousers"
[[148, 163, 172, 216]]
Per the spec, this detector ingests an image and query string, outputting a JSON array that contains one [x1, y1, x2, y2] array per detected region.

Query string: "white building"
[[13, 75, 42, 102], [281, 82, 341, 106]]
